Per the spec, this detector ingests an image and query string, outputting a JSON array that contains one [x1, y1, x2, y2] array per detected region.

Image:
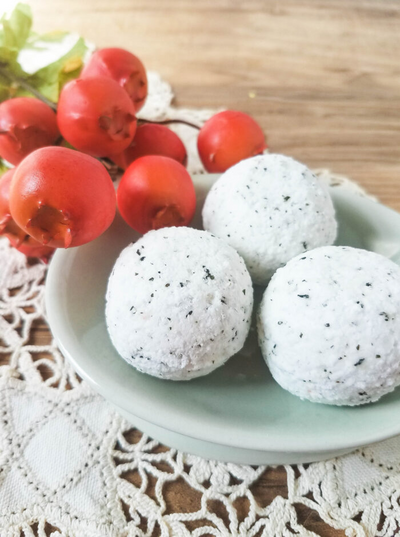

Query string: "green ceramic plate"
[[45, 175, 400, 464]]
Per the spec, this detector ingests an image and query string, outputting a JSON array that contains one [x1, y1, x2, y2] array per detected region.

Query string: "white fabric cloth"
[[0, 72, 398, 537]]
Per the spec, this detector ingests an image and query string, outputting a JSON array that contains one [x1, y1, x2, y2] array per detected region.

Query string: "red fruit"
[[0, 168, 26, 245], [81, 48, 148, 112], [111, 123, 187, 170], [8, 235, 54, 263], [57, 77, 137, 157], [9, 147, 116, 248], [0, 168, 55, 262], [117, 155, 196, 234], [197, 110, 267, 173], [0, 97, 59, 165]]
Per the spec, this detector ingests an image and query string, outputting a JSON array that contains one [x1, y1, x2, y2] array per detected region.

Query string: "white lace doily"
[[0, 73, 399, 537]]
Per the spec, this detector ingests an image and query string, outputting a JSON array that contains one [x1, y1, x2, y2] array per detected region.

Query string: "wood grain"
[[20, 0, 400, 535], [27, 0, 400, 213]]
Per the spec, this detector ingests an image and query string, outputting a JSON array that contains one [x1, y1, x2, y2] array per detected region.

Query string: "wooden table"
[[27, 1, 400, 535]]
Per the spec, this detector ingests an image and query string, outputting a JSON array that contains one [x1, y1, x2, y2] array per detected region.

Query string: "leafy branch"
[[0, 3, 200, 176], [0, 3, 88, 105], [0, 64, 57, 110]]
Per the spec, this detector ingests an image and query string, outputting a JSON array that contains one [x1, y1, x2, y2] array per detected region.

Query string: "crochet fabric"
[[0, 72, 398, 537]]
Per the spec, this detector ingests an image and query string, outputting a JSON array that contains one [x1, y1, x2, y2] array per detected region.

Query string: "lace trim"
[[0, 71, 396, 537]]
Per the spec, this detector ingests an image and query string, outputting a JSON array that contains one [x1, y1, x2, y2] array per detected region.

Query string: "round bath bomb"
[[258, 246, 400, 406], [106, 227, 253, 380], [202, 153, 337, 285]]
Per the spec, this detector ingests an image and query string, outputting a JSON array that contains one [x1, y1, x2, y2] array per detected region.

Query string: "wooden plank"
[[13, 0, 400, 534]]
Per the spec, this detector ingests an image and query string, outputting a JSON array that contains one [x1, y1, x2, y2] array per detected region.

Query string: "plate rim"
[[45, 186, 400, 454]]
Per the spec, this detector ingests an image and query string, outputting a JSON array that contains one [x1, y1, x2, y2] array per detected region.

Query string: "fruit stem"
[[0, 65, 201, 131], [101, 158, 121, 177], [139, 118, 201, 130], [52, 134, 121, 177], [152, 205, 185, 229], [0, 66, 198, 176], [0, 65, 58, 111]]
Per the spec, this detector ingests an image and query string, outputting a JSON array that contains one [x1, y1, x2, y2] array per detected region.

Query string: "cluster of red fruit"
[[0, 47, 267, 262]]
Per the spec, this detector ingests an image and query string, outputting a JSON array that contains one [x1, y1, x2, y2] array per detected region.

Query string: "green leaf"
[[0, 48, 25, 78], [7, 3, 32, 49], [0, 44, 18, 69], [0, 3, 32, 51], [0, 80, 11, 101], [0, 159, 12, 177], [28, 30, 69, 45], [0, 3, 87, 104], [0, 4, 32, 76], [60, 140, 76, 150], [27, 36, 87, 102]]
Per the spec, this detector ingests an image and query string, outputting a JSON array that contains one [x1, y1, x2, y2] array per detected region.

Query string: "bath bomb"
[[106, 227, 253, 380], [202, 153, 337, 285], [258, 246, 400, 406]]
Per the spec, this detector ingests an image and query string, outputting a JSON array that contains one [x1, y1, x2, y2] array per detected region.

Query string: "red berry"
[[0, 168, 29, 245], [57, 77, 137, 157], [0, 168, 55, 261], [0, 98, 59, 165], [8, 234, 55, 263], [9, 147, 116, 248], [111, 123, 187, 170], [197, 110, 267, 173], [117, 155, 196, 234], [81, 48, 148, 112]]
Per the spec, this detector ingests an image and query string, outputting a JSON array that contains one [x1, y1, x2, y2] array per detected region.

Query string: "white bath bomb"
[[106, 227, 253, 380], [258, 246, 400, 406], [202, 153, 337, 285]]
